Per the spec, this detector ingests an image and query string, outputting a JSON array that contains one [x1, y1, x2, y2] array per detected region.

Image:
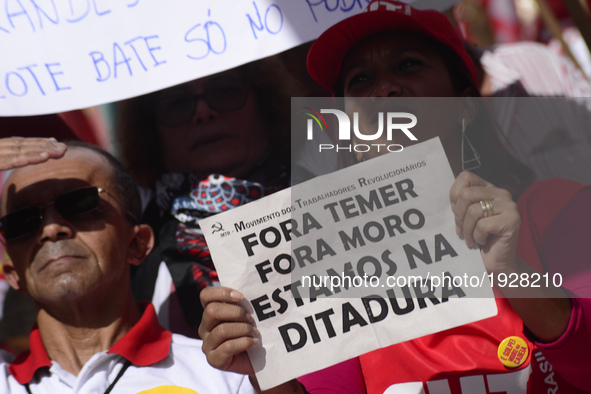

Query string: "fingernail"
[[246, 313, 254, 323], [230, 290, 243, 301], [253, 327, 260, 337], [252, 337, 260, 346], [47, 137, 57, 142], [39, 152, 49, 158]]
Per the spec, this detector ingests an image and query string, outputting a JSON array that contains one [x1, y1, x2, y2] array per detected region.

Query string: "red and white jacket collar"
[[9, 302, 172, 384]]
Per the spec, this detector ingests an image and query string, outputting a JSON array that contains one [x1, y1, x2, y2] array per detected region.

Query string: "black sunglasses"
[[155, 78, 249, 127], [0, 187, 136, 241]]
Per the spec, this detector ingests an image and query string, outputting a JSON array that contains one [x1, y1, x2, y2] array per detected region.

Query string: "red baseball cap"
[[306, 0, 478, 95]]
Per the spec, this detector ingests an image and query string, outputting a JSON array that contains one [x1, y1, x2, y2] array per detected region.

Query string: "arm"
[[528, 188, 591, 390], [449, 171, 571, 342], [199, 286, 307, 394]]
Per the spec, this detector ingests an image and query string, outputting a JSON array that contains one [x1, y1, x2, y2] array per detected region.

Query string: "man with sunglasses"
[[0, 139, 257, 393]]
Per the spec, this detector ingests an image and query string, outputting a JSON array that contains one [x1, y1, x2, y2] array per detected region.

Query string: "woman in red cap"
[[199, 1, 591, 393]]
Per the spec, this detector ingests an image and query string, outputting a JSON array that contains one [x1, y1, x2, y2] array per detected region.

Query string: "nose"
[[193, 98, 219, 124], [38, 207, 74, 244], [372, 77, 403, 98]]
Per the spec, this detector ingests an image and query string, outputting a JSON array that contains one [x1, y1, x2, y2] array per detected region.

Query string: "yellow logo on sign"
[[137, 386, 199, 394]]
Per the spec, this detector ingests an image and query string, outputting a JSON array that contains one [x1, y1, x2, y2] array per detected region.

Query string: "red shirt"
[[299, 179, 591, 393]]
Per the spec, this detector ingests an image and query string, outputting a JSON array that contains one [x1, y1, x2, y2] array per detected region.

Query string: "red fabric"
[[0, 112, 104, 146], [515, 178, 584, 274], [546, 0, 591, 21], [480, 0, 521, 43], [360, 298, 585, 393], [359, 178, 589, 393], [107, 303, 172, 366], [301, 179, 590, 393], [59, 110, 102, 146], [537, 188, 591, 298], [359, 298, 534, 392], [9, 303, 171, 384], [531, 298, 591, 392], [532, 188, 591, 391], [0, 115, 79, 141], [7, 324, 51, 385], [298, 357, 366, 394]]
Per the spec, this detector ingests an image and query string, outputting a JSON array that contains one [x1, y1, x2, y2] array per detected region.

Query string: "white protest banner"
[[201, 138, 497, 390], [1, 0, 374, 116], [1, 0, 457, 116]]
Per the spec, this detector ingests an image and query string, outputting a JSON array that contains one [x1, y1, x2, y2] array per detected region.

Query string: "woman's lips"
[[189, 132, 232, 151]]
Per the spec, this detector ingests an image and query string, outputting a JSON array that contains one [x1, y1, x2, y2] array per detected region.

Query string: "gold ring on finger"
[[480, 200, 494, 218]]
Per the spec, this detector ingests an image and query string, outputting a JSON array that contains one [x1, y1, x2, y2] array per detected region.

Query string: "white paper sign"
[[1, 0, 458, 116], [1, 0, 374, 115], [201, 138, 497, 390]]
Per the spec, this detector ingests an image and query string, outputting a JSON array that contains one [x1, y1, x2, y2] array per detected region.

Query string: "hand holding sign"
[[450, 171, 521, 275], [199, 287, 259, 377], [200, 138, 497, 390], [451, 172, 573, 345], [199, 287, 310, 393]]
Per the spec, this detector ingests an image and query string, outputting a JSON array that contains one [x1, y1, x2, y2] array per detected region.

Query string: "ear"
[[459, 95, 478, 128], [2, 260, 29, 295], [126, 224, 155, 266]]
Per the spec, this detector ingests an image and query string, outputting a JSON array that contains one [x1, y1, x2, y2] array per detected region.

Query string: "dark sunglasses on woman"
[[155, 78, 249, 127]]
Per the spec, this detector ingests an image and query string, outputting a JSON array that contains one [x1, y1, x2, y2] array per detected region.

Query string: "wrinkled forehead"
[[345, 31, 446, 64], [337, 31, 451, 93], [1, 148, 113, 214]]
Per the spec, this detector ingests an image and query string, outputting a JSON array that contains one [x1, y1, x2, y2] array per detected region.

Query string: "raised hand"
[[0, 137, 67, 171]]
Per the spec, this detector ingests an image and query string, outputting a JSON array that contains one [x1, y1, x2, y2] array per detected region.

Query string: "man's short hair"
[[64, 141, 141, 222]]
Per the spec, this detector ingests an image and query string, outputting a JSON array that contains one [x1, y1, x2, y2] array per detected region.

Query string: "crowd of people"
[[0, 0, 590, 393]]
